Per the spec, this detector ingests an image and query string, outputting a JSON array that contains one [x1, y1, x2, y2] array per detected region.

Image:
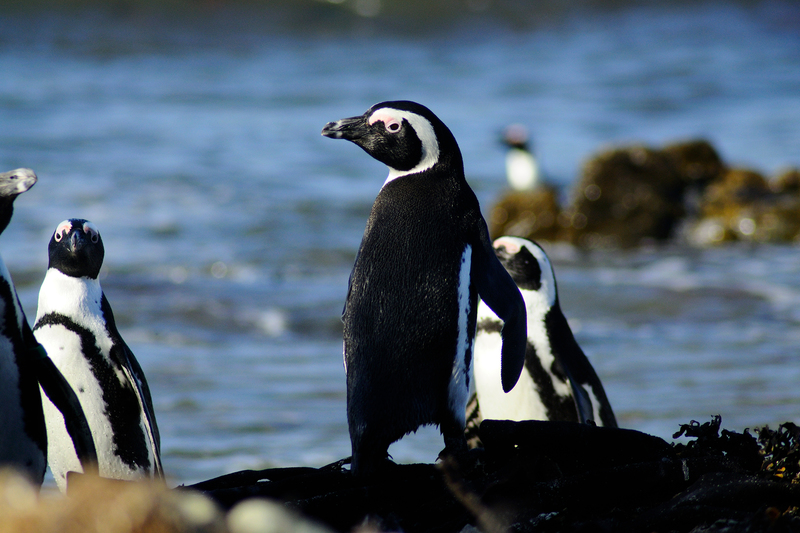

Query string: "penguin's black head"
[[322, 100, 462, 179], [502, 124, 531, 151], [0, 168, 37, 235], [493, 236, 558, 306], [48, 218, 104, 279]]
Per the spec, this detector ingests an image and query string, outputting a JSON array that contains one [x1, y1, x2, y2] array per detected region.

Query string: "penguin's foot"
[[350, 452, 396, 478], [320, 457, 352, 472]]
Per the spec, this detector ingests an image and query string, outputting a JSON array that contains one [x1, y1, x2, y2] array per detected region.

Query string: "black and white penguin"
[[469, 236, 617, 433], [0, 168, 48, 484], [34, 218, 163, 491], [503, 124, 541, 192], [322, 101, 527, 476]]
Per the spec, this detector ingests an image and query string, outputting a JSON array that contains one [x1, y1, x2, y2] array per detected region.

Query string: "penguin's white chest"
[[473, 287, 572, 421], [34, 271, 145, 490], [474, 301, 548, 421], [36, 323, 113, 406], [506, 148, 539, 191], [36, 323, 129, 488]]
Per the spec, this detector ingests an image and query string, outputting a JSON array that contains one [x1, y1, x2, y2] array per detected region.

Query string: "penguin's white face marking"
[[493, 236, 557, 309], [54, 219, 100, 244], [367, 107, 440, 185], [447, 244, 472, 427], [368, 111, 402, 133], [53, 220, 73, 242]]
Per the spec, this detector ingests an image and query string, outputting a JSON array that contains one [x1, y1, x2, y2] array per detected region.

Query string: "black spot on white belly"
[[477, 317, 502, 334], [34, 313, 150, 471]]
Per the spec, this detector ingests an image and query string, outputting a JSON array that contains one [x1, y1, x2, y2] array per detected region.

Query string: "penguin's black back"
[[345, 168, 482, 442]]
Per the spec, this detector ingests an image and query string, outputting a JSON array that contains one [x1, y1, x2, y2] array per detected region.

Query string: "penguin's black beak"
[[321, 115, 368, 141], [68, 230, 85, 253]]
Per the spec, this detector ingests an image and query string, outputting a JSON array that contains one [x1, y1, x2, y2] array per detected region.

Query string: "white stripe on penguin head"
[[367, 107, 440, 185]]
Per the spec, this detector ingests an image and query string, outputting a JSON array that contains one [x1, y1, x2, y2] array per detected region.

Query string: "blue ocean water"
[[0, 0, 798, 485]]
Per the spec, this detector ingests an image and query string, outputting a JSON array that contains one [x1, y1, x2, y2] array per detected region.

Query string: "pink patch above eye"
[[494, 237, 521, 254], [54, 221, 73, 241], [82, 221, 100, 237], [368, 111, 394, 126]]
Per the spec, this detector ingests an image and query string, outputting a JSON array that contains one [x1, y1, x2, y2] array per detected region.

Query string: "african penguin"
[[0, 170, 98, 487], [469, 236, 617, 437], [503, 124, 541, 192], [34, 219, 163, 491], [0, 168, 48, 484], [322, 101, 527, 476]]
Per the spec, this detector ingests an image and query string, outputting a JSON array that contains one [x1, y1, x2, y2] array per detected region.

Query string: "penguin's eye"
[[385, 120, 402, 134], [54, 221, 72, 242], [83, 224, 100, 243]]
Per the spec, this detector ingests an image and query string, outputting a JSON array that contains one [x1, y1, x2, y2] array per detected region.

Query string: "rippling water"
[[1, 0, 799, 485]]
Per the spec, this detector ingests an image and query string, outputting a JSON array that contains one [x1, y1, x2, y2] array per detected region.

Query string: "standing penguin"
[[0, 168, 48, 484], [322, 101, 527, 476], [0, 170, 96, 485], [469, 236, 617, 435], [34, 218, 163, 491], [503, 124, 541, 192]]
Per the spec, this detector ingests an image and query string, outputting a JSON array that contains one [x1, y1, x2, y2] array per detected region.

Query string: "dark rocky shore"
[[2, 421, 799, 532], [181, 417, 800, 533]]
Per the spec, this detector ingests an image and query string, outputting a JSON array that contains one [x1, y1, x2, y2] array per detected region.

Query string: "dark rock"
[[566, 145, 686, 248], [488, 137, 800, 248], [488, 185, 562, 242], [690, 168, 800, 244], [772, 168, 800, 194], [700, 168, 770, 219], [663, 139, 727, 189]]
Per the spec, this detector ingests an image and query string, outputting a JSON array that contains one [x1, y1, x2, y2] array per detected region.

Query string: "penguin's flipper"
[[546, 307, 619, 428], [100, 294, 163, 478], [473, 232, 527, 393], [30, 337, 98, 471], [563, 365, 596, 425], [115, 341, 164, 479]]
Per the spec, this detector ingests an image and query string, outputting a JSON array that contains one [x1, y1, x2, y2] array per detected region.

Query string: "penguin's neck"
[[36, 268, 104, 325], [382, 148, 464, 189]]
